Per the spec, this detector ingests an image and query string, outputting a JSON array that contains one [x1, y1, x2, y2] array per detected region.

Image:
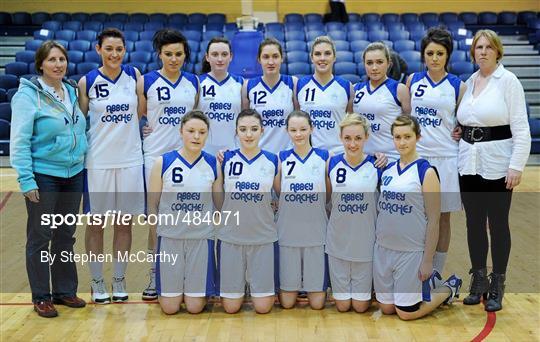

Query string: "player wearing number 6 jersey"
[[297, 36, 353, 154], [275, 110, 330, 310], [327, 113, 381, 313], [197, 37, 243, 155], [242, 38, 298, 154], [147, 110, 223, 315], [217, 109, 279, 314]]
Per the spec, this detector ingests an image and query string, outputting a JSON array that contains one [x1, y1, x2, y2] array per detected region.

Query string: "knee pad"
[[395, 302, 421, 313]]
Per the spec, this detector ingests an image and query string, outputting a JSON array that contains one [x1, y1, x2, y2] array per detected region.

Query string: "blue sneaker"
[[443, 274, 463, 304], [422, 270, 442, 302]]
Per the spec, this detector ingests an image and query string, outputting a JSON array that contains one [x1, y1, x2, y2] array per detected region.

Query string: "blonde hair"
[[310, 35, 336, 57], [470, 29, 504, 63], [339, 113, 370, 136], [390, 115, 421, 137]]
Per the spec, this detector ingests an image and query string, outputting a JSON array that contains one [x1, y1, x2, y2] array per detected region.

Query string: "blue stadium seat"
[[5, 62, 28, 77], [368, 30, 389, 42], [183, 30, 202, 41], [207, 13, 226, 24], [104, 21, 124, 30], [55, 30, 75, 41], [144, 22, 163, 32], [67, 50, 84, 64], [449, 50, 467, 63], [124, 40, 135, 53], [351, 41, 370, 55], [266, 31, 285, 41], [450, 61, 474, 75], [328, 30, 347, 41], [206, 23, 224, 32], [459, 12, 478, 25], [189, 13, 207, 24], [447, 21, 466, 32], [187, 40, 200, 53], [389, 30, 410, 41], [348, 13, 361, 22], [0, 89, 6, 104], [71, 12, 90, 22], [124, 22, 144, 32], [458, 40, 472, 51], [139, 31, 156, 41], [77, 30, 97, 41], [286, 51, 309, 63], [287, 62, 310, 75], [69, 40, 91, 52], [409, 29, 426, 41], [123, 30, 139, 42], [25, 40, 43, 51], [0, 12, 12, 25], [306, 31, 326, 42], [457, 73, 471, 82], [199, 40, 209, 52], [12, 12, 32, 25], [285, 13, 304, 23], [55, 40, 69, 50], [407, 61, 424, 73], [336, 51, 354, 63], [285, 22, 304, 32], [147, 62, 161, 72], [224, 23, 238, 32], [304, 13, 323, 23], [348, 31, 367, 42], [498, 11, 517, 25], [203, 30, 224, 40], [340, 74, 361, 84], [286, 40, 308, 52], [420, 13, 439, 23], [401, 13, 419, 24], [130, 13, 150, 23], [478, 12, 498, 25], [423, 20, 440, 29], [440, 12, 459, 23], [345, 22, 364, 32], [169, 13, 189, 25], [393, 40, 415, 52], [184, 23, 203, 32], [109, 13, 129, 22], [77, 62, 99, 75], [90, 13, 109, 22], [229, 31, 263, 77], [529, 118, 540, 153], [34, 30, 54, 41], [62, 21, 82, 32], [517, 11, 537, 25], [149, 13, 168, 23], [381, 13, 400, 24], [42, 20, 62, 31], [362, 13, 380, 23], [326, 22, 344, 32], [15, 51, 35, 63], [334, 40, 350, 51], [0, 103, 11, 120], [382, 40, 394, 49], [189, 52, 198, 64], [386, 22, 404, 32], [135, 40, 154, 52], [305, 22, 325, 32], [280, 63, 287, 74], [334, 62, 357, 75], [405, 22, 425, 32], [65, 62, 76, 76], [266, 22, 284, 32], [401, 50, 421, 63], [84, 50, 101, 63], [285, 30, 305, 42], [127, 62, 147, 74], [27, 62, 36, 75], [0, 75, 18, 91], [0, 119, 11, 141], [51, 12, 71, 23], [7, 88, 18, 102], [365, 22, 384, 31]]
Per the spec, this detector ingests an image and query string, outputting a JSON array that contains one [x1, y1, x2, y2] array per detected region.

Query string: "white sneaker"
[[91, 278, 111, 304], [141, 270, 157, 301], [112, 277, 128, 302]]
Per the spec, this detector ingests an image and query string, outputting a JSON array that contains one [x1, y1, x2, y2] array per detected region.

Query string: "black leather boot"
[[485, 273, 506, 312], [463, 268, 489, 305]]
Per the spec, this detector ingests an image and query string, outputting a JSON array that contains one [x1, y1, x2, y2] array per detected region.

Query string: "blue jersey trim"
[[176, 150, 204, 169], [183, 71, 199, 91], [342, 154, 372, 171], [261, 150, 279, 176], [311, 75, 336, 92], [221, 149, 237, 174], [279, 148, 294, 164], [295, 75, 312, 97], [409, 71, 426, 89], [328, 153, 344, 175], [385, 78, 402, 107], [416, 158, 434, 185], [334, 76, 351, 100], [292, 148, 314, 164], [354, 81, 367, 93], [161, 150, 179, 176], [247, 76, 261, 95], [447, 73, 462, 103], [202, 151, 218, 180], [85, 68, 100, 97], [143, 70, 160, 98], [283, 75, 294, 90], [425, 72, 449, 88], [313, 147, 329, 162]]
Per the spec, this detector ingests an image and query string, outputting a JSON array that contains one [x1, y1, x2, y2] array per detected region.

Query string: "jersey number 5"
[[414, 84, 428, 98]]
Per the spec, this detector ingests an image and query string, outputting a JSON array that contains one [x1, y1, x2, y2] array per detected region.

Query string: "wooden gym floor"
[[0, 167, 539, 341]]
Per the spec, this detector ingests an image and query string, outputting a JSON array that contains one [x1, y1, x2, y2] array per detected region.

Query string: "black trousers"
[[459, 175, 513, 274], [25, 171, 83, 302]]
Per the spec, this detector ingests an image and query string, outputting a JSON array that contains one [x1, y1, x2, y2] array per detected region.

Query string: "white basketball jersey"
[[352, 78, 402, 159], [85, 65, 143, 168], [409, 72, 461, 157], [247, 75, 294, 154], [217, 149, 278, 245], [157, 150, 217, 240], [297, 76, 351, 154], [276, 148, 329, 247], [376, 159, 433, 252], [327, 154, 380, 262], [143, 71, 199, 164], [197, 73, 243, 155]]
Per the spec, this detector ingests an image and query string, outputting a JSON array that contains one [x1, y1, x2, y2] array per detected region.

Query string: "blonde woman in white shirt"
[[456, 29, 531, 313]]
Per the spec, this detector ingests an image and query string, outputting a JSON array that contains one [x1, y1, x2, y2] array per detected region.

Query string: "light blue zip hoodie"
[[10, 77, 87, 193]]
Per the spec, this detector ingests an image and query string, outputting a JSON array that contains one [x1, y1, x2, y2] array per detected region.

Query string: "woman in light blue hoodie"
[[10, 41, 88, 318]]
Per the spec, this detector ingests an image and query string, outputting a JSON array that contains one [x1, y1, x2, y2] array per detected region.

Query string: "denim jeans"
[[25, 171, 83, 302]]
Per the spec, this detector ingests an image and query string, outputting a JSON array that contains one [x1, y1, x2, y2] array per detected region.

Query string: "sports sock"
[[89, 261, 103, 281], [433, 252, 447, 275], [113, 258, 128, 279]]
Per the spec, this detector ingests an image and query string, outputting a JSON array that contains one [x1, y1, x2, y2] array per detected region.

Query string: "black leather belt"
[[461, 125, 512, 144]]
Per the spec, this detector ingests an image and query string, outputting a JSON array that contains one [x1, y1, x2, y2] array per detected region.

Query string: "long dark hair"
[[420, 27, 454, 71], [286, 110, 313, 146], [152, 28, 190, 66], [201, 37, 232, 74]]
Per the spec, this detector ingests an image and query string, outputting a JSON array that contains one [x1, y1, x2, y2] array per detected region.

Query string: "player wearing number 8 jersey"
[[147, 110, 222, 315], [297, 36, 353, 154], [197, 37, 243, 155]]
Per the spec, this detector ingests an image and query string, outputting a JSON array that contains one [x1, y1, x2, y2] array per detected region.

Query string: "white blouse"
[[456, 64, 531, 179]]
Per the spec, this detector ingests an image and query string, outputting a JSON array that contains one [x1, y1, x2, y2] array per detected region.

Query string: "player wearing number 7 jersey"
[[147, 110, 223, 315]]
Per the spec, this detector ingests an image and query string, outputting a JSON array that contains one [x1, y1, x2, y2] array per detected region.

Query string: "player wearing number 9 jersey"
[[353, 42, 411, 161], [197, 37, 243, 155], [217, 109, 279, 314], [242, 38, 298, 154], [297, 36, 353, 154], [147, 110, 223, 315]]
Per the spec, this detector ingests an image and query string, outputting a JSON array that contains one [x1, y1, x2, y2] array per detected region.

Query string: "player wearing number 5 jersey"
[[297, 36, 353, 154], [78, 29, 144, 304], [217, 109, 279, 314], [197, 37, 243, 155], [242, 38, 298, 154], [147, 110, 222, 315]]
